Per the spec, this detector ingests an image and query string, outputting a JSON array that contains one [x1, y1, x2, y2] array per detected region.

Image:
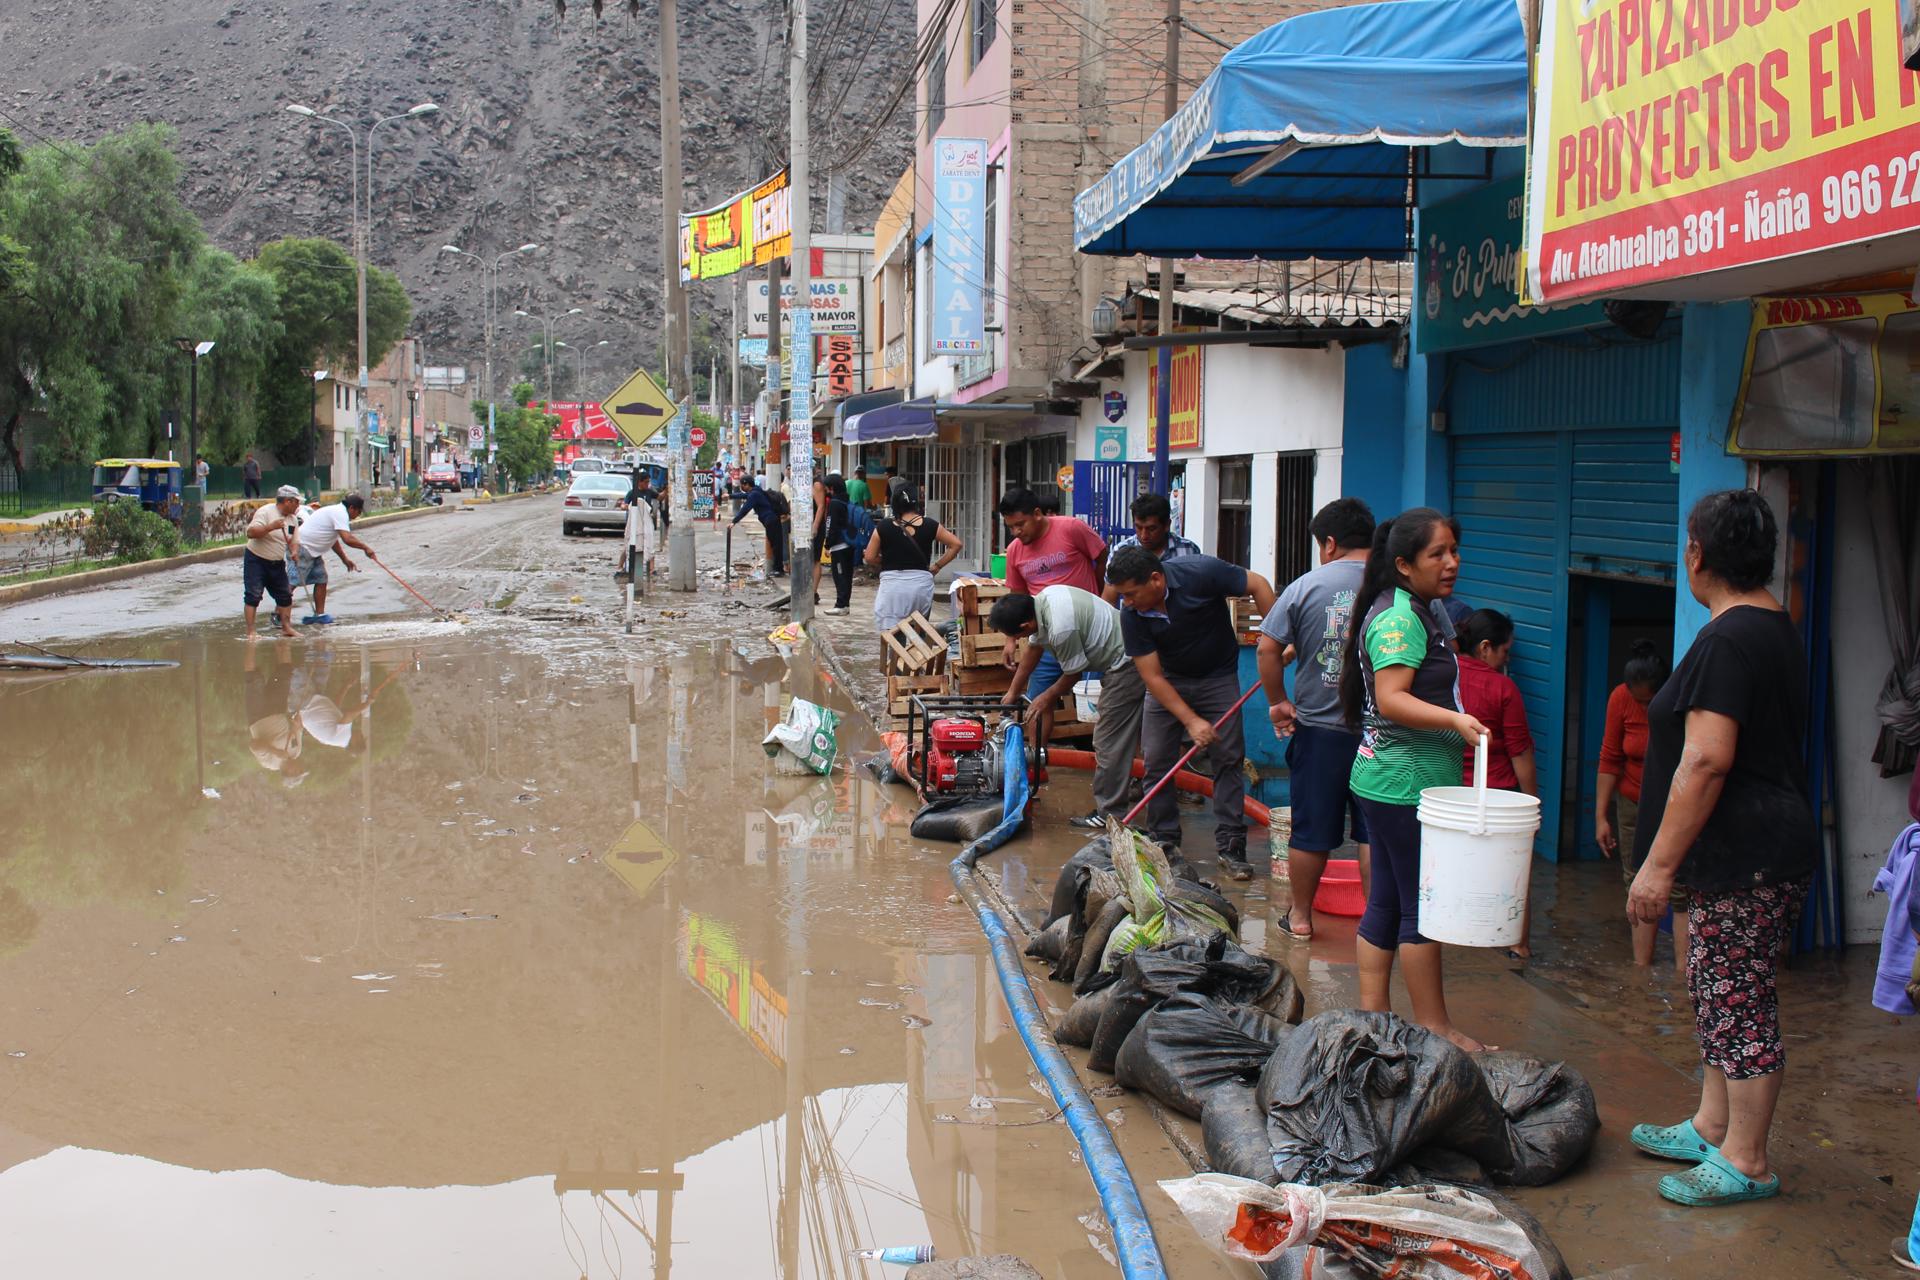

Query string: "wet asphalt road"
[[1, 493, 1911, 1278]]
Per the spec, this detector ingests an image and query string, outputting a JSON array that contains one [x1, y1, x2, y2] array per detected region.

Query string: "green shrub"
[[82, 499, 183, 562]]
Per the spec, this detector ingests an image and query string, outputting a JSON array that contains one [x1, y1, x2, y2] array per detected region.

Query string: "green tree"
[[480, 381, 557, 483], [693, 406, 721, 468], [0, 129, 24, 301], [174, 249, 282, 462], [0, 124, 204, 471], [252, 237, 410, 460]]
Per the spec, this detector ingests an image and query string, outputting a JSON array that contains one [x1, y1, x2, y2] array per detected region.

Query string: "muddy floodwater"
[[0, 625, 1224, 1278]]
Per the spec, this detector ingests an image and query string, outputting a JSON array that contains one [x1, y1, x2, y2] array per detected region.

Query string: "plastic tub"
[[1416, 737, 1540, 947], [990, 553, 1007, 578], [1314, 859, 1366, 918]]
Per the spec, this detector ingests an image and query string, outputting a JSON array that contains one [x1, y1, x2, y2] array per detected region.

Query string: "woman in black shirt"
[[1628, 489, 1815, 1208]]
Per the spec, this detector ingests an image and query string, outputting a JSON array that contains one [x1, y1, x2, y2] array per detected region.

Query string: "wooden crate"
[[953, 665, 1014, 696], [958, 630, 1013, 669], [885, 673, 948, 719], [954, 580, 1010, 618], [881, 611, 948, 676], [1231, 595, 1265, 646]]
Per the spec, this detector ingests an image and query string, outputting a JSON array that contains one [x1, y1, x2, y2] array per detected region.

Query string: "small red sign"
[[690, 426, 707, 447], [1669, 432, 1681, 474]]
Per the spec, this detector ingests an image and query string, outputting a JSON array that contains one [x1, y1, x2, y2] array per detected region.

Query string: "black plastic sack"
[[1088, 935, 1290, 1073], [1477, 1052, 1601, 1187], [1112, 992, 1289, 1119], [1073, 897, 1130, 993], [1054, 982, 1118, 1048], [910, 795, 1006, 842], [1201, 1083, 1281, 1185], [1257, 1010, 1511, 1186], [1025, 916, 1071, 965], [1046, 836, 1115, 926]]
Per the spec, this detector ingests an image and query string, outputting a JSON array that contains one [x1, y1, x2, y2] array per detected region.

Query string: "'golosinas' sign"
[[1525, 0, 1920, 304]]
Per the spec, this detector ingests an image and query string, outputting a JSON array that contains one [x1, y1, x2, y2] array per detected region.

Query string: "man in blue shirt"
[[1109, 545, 1276, 879], [731, 475, 787, 576]]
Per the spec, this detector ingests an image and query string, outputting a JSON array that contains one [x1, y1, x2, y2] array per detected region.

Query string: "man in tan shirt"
[[244, 486, 302, 637]]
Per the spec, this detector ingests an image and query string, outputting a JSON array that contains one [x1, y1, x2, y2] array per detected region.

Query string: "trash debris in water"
[[427, 910, 497, 922], [352, 973, 396, 982], [901, 1014, 932, 1029], [200, 787, 221, 800], [762, 697, 841, 775], [850, 1245, 935, 1265]]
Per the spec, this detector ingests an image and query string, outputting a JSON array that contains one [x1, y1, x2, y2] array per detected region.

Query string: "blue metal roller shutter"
[[1569, 430, 1679, 581], [1451, 432, 1569, 858]]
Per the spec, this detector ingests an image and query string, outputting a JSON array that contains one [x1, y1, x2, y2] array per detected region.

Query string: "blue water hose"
[[947, 723, 1168, 1280]]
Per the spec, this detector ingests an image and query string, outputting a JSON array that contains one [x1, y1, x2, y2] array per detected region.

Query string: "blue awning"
[[844, 399, 937, 444], [1074, 0, 1527, 259]]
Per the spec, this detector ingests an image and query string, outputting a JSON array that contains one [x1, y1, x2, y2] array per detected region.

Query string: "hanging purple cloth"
[[1872, 822, 1920, 1016]]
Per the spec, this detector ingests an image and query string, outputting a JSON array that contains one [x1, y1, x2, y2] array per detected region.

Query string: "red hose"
[[1046, 747, 1273, 827]]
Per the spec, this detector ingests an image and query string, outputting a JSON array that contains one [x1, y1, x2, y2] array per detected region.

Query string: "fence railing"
[[0, 463, 332, 515]]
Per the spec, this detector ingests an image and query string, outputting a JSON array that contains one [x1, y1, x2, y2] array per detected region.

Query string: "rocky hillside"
[[0, 0, 912, 388]]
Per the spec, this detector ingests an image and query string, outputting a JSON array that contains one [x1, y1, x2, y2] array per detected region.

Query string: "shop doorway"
[[1561, 575, 1676, 859]]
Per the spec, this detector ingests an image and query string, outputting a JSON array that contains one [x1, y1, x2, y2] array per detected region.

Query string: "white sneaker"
[[824, 606, 850, 615]]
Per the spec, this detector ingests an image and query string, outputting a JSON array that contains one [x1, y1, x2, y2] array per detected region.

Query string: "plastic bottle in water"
[[850, 1244, 936, 1265]]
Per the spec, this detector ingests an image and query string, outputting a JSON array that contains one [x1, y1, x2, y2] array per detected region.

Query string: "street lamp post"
[[441, 242, 539, 404], [285, 100, 439, 492], [513, 307, 583, 403], [309, 368, 328, 496], [172, 337, 215, 540]]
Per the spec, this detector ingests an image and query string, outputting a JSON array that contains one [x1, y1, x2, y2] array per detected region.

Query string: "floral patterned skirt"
[[1687, 878, 1810, 1080]]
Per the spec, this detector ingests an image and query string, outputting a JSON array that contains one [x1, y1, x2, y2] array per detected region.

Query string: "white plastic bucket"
[[1416, 736, 1541, 947]]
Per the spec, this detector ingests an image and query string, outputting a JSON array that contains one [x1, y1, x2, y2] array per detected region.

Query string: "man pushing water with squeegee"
[[291, 492, 379, 625]]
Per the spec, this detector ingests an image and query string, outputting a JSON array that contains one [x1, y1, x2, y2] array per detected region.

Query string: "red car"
[[424, 463, 462, 494]]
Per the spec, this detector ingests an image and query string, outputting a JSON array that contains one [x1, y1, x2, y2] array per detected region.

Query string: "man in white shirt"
[[991, 584, 1145, 830], [292, 492, 378, 624]]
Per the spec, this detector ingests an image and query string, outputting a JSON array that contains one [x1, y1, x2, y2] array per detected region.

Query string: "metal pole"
[[662, 0, 696, 590], [1152, 0, 1181, 498], [187, 351, 199, 500], [766, 255, 784, 488], [729, 278, 741, 445], [788, 0, 815, 625], [352, 127, 368, 494]]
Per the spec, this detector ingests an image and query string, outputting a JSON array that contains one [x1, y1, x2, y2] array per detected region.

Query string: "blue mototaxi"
[[91, 458, 184, 522]]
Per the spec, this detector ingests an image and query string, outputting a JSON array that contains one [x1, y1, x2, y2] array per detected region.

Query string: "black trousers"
[[828, 545, 855, 607]]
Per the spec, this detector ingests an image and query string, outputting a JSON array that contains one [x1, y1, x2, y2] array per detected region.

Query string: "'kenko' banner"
[[930, 137, 988, 355], [680, 171, 792, 283], [1526, 0, 1920, 304]]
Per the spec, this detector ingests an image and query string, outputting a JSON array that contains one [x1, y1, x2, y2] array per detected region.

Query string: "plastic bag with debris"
[[1159, 1173, 1570, 1280], [762, 698, 842, 775]]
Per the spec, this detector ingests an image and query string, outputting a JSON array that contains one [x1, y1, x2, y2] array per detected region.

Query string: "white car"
[[561, 473, 631, 535]]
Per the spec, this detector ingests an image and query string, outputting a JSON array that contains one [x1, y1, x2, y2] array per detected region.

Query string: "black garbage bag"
[[1054, 982, 1119, 1047], [1113, 992, 1289, 1119], [1257, 1010, 1511, 1186], [1477, 1052, 1601, 1187], [1025, 916, 1071, 965], [1088, 935, 1292, 1073], [1046, 835, 1114, 926], [1202, 1083, 1281, 1185], [1073, 897, 1130, 993], [910, 795, 1006, 843]]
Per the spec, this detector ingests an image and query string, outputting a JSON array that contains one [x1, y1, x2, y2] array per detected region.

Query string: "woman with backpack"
[[814, 473, 858, 615], [865, 485, 962, 630]]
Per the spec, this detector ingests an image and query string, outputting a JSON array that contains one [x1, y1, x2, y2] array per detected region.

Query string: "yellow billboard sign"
[[679, 171, 792, 283], [1525, 0, 1920, 303]]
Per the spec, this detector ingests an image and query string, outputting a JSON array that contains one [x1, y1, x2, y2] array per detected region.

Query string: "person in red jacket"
[[1598, 638, 1679, 970], [1457, 609, 1539, 956]]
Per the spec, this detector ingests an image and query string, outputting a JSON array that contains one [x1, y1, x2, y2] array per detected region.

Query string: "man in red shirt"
[[999, 487, 1109, 746]]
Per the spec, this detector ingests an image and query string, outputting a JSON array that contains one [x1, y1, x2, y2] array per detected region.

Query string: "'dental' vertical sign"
[[931, 138, 988, 355]]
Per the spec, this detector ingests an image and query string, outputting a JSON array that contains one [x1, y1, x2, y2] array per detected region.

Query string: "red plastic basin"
[[1313, 859, 1365, 918]]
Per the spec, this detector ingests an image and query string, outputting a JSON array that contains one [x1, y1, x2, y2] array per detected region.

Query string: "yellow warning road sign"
[[601, 367, 676, 446], [604, 819, 678, 900]]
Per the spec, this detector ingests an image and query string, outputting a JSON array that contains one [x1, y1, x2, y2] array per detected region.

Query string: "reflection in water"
[[0, 627, 1208, 1278]]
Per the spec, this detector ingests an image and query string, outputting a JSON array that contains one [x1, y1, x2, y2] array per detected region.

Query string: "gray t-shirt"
[[1260, 557, 1365, 732]]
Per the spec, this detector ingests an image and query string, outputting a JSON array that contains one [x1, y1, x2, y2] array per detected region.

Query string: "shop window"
[[1274, 453, 1315, 586], [1217, 457, 1251, 568]]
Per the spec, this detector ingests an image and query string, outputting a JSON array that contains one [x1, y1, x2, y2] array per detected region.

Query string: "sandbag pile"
[[1201, 1010, 1599, 1190]]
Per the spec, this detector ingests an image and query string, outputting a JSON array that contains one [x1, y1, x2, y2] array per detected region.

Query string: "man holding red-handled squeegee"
[[1106, 544, 1276, 881]]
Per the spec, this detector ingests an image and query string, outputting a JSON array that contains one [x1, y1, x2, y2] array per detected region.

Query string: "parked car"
[[570, 457, 610, 476], [424, 463, 462, 494], [561, 473, 632, 536]]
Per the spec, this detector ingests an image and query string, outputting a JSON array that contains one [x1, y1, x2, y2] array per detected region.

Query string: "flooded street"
[[2, 495, 1912, 1278], [0, 499, 1224, 1278]]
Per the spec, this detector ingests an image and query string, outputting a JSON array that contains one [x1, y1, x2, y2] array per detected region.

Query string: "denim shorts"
[[292, 551, 328, 587]]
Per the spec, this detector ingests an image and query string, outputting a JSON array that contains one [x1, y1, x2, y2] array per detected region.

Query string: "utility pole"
[[662, 0, 697, 590], [767, 254, 784, 487], [729, 277, 742, 457], [1151, 0, 1181, 497], [788, 0, 815, 625]]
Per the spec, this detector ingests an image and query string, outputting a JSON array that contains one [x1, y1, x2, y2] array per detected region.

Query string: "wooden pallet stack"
[[881, 612, 949, 720], [950, 578, 1096, 741], [1230, 594, 1266, 645]]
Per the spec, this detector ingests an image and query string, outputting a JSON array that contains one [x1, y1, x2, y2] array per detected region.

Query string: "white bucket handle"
[[1473, 733, 1489, 835]]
